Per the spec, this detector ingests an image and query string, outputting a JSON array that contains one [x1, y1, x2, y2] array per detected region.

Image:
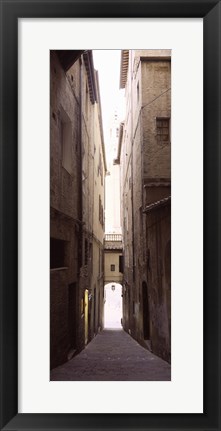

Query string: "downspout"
[[79, 57, 83, 270]]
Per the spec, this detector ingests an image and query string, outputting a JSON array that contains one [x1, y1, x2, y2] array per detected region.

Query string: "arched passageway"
[[104, 283, 122, 329]]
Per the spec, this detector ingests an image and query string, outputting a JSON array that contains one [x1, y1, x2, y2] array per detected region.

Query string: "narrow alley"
[[50, 49, 171, 380], [50, 329, 171, 381]]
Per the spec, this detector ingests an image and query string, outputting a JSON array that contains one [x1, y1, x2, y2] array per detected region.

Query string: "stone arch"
[[104, 282, 123, 329]]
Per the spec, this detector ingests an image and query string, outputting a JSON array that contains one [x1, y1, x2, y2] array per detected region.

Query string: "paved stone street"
[[50, 329, 171, 381]]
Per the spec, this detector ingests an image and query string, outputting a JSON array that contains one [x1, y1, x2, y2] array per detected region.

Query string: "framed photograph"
[[1, 0, 220, 430]]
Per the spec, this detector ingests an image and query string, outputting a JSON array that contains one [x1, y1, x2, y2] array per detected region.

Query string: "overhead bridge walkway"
[[104, 233, 123, 284]]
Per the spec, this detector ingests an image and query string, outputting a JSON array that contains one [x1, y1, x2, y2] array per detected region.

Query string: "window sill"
[[50, 267, 68, 272]]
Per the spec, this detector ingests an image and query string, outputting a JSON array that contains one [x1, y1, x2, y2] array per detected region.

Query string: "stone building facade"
[[50, 50, 106, 369], [118, 50, 171, 362]]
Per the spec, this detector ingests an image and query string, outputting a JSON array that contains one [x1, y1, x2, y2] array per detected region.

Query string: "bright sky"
[[93, 50, 125, 163]]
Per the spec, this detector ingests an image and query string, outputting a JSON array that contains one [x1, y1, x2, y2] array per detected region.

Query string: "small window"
[[156, 117, 170, 144], [110, 264, 115, 272], [133, 301, 135, 315], [126, 208, 129, 232], [98, 248, 104, 275], [137, 82, 139, 102]]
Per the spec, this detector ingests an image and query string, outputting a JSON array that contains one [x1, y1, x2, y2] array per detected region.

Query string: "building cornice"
[[83, 50, 97, 104], [95, 70, 107, 173], [119, 50, 129, 89]]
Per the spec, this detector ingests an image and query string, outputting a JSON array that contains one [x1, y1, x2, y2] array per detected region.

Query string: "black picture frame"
[[0, 1, 220, 430]]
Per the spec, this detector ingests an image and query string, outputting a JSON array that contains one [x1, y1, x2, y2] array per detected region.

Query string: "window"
[[110, 264, 115, 272], [133, 301, 135, 315], [50, 238, 69, 269], [84, 239, 88, 265], [119, 255, 124, 273], [156, 117, 170, 144], [97, 153, 103, 185], [60, 107, 73, 175]]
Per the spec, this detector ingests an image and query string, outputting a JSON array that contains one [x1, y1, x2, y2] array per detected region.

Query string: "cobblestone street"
[[50, 329, 171, 381]]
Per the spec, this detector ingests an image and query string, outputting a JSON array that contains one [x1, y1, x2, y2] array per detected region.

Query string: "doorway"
[[68, 283, 76, 349], [142, 281, 150, 340]]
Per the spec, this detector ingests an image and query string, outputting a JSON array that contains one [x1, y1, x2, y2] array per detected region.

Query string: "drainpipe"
[[78, 57, 83, 270]]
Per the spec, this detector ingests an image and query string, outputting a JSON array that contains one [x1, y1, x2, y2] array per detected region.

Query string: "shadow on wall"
[[104, 283, 122, 329]]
